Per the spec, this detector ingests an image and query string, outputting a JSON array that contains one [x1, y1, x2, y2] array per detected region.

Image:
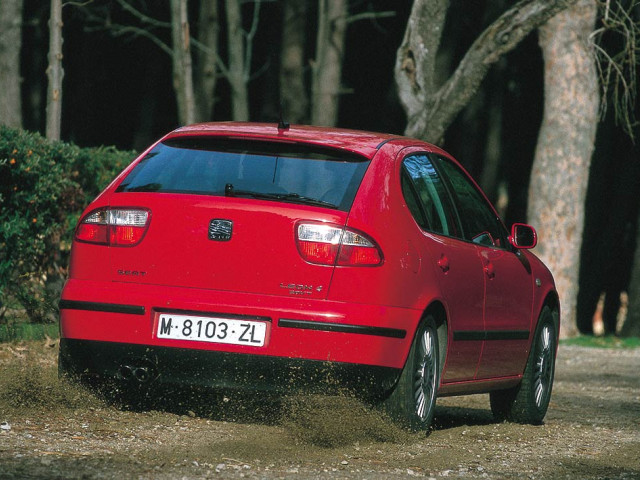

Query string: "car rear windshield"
[[115, 137, 370, 211]]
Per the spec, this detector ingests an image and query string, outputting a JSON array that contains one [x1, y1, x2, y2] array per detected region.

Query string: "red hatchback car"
[[59, 122, 559, 431]]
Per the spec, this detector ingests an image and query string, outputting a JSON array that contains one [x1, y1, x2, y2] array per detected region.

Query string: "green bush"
[[0, 127, 136, 323]]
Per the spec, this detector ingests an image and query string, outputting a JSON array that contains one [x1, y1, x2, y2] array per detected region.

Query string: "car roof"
[[167, 122, 439, 160]]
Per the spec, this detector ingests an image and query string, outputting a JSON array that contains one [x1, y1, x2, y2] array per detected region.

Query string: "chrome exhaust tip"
[[119, 364, 134, 380], [134, 367, 150, 383]]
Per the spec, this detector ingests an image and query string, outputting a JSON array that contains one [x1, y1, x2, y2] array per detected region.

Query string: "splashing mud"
[[282, 394, 409, 447], [0, 351, 104, 412]]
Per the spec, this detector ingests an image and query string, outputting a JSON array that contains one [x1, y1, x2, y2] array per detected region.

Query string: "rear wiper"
[[224, 183, 337, 208], [125, 182, 162, 192], [271, 192, 338, 208]]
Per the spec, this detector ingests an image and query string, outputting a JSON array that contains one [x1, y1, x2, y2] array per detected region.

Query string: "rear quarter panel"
[[328, 142, 443, 313]]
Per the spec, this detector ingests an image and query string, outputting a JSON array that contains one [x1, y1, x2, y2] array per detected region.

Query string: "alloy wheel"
[[414, 328, 437, 421], [533, 322, 554, 409]]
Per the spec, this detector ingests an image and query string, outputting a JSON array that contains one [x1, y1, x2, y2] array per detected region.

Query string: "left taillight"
[[75, 208, 150, 247]]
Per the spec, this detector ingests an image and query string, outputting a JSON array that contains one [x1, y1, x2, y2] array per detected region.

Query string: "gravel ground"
[[0, 341, 639, 479]]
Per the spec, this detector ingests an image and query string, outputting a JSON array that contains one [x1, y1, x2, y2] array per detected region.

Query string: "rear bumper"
[[59, 338, 400, 398], [59, 279, 420, 395]]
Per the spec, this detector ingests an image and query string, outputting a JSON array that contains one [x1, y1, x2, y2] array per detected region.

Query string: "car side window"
[[433, 156, 508, 248], [401, 155, 458, 237]]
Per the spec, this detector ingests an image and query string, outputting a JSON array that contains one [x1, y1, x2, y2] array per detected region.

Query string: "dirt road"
[[1, 341, 639, 479]]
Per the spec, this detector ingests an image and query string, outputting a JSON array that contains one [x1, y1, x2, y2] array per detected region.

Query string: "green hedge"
[[0, 127, 136, 323]]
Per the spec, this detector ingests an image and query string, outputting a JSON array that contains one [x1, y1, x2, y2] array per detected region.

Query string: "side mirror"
[[509, 223, 537, 249]]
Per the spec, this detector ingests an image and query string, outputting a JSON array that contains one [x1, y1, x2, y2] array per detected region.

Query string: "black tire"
[[490, 306, 557, 424], [383, 316, 439, 432]]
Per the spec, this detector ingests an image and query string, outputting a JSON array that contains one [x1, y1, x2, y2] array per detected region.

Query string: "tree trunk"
[[225, 0, 249, 121], [395, 0, 447, 142], [311, 0, 347, 126], [0, 0, 24, 128], [46, 0, 63, 141], [527, 0, 599, 338], [194, 0, 219, 122], [132, 48, 163, 151], [621, 215, 640, 337], [170, 0, 196, 125], [395, 0, 579, 144], [280, 0, 309, 124]]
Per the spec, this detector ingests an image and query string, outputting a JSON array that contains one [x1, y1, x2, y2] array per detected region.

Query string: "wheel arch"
[[541, 290, 561, 336], [423, 301, 448, 379]]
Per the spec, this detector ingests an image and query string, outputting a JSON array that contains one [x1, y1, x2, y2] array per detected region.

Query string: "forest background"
[[0, 0, 639, 338]]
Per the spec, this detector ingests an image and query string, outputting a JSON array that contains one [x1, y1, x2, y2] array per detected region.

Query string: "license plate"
[[157, 313, 267, 347]]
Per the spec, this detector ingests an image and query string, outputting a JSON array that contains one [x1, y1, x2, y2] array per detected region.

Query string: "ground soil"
[[0, 340, 639, 479]]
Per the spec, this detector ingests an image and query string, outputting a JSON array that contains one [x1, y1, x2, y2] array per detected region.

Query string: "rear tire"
[[383, 316, 439, 432], [490, 307, 557, 424]]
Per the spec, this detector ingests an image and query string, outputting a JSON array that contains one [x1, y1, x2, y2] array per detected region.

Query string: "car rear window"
[[115, 137, 370, 211]]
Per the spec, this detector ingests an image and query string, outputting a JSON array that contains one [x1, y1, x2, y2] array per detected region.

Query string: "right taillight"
[[75, 208, 150, 247], [296, 223, 383, 266]]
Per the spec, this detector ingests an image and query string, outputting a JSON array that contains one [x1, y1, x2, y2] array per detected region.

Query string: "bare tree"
[[311, 0, 348, 126], [591, 0, 639, 141], [393, 0, 614, 338], [170, 0, 196, 125], [395, 0, 579, 144], [194, 0, 220, 122], [225, 0, 263, 121], [309, 1, 395, 127], [528, 0, 599, 338], [225, 0, 248, 120], [610, 1, 640, 337], [46, 0, 63, 140], [280, 0, 309, 124], [80, 1, 218, 125], [0, 0, 24, 128], [622, 217, 640, 337]]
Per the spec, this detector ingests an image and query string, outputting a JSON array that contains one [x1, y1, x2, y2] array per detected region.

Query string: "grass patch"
[[560, 335, 640, 349], [0, 322, 60, 343]]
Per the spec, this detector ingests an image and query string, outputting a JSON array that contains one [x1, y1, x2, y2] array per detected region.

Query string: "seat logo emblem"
[[209, 219, 233, 241]]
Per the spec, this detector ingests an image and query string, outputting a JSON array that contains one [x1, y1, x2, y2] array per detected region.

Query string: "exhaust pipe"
[[119, 358, 157, 384], [134, 367, 150, 383], [120, 364, 134, 381]]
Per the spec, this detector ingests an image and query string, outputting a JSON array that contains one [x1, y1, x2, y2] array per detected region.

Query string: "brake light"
[[296, 223, 383, 266], [75, 208, 150, 246]]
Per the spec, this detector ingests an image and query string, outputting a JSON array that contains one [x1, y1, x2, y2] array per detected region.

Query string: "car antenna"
[[277, 104, 290, 131]]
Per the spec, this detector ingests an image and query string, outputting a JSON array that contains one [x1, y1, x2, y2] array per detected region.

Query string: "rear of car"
[[59, 124, 421, 398]]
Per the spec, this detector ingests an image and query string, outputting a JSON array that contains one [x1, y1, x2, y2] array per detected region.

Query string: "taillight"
[[296, 223, 383, 266], [75, 208, 150, 246]]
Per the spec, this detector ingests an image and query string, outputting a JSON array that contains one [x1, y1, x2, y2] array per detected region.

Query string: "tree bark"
[[225, 0, 250, 121], [311, 0, 347, 126], [395, 0, 447, 141], [194, 0, 219, 122], [395, 0, 579, 144], [280, 0, 309, 124], [0, 0, 24, 128], [528, 0, 599, 338], [621, 215, 640, 337], [46, 0, 63, 141], [170, 0, 196, 125]]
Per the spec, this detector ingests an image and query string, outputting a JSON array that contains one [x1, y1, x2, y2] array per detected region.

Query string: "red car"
[[59, 122, 559, 431]]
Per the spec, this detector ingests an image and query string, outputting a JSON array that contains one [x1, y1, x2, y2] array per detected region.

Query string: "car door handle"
[[484, 261, 495, 279], [437, 255, 450, 273]]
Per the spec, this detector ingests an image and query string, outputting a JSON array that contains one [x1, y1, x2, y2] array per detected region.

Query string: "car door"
[[400, 154, 485, 382], [476, 246, 533, 378], [434, 156, 533, 379]]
